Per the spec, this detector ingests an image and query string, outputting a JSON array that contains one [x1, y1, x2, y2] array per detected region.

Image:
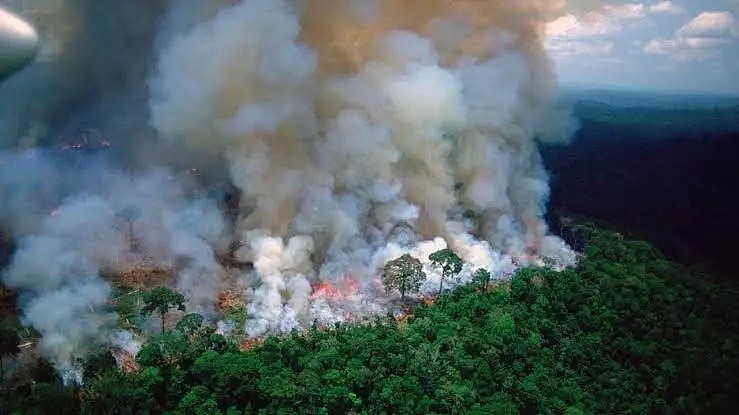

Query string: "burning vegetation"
[[3, 225, 739, 414], [0, 1, 737, 413], [0, 0, 581, 388], [108, 260, 174, 290]]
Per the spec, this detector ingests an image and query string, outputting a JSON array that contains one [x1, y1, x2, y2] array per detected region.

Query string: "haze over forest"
[[0, 1, 738, 414]]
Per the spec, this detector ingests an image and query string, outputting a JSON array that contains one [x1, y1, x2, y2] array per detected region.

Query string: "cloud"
[[602, 3, 646, 20], [547, 39, 614, 56], [545, 2, 646, 60], [649, 1, 683, 15], [677, 11, 737, 37], [546, 14, 608, 38], [644, 36, 729, 61], [546, 4, 645, 39], [549, 1, 739, 93], [644, 10, 738, 61]]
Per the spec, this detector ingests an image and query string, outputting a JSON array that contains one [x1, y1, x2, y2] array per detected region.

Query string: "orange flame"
[[239, 337, 265, 352], [310, 277, 360, 301], [311, 281, 344, 301]]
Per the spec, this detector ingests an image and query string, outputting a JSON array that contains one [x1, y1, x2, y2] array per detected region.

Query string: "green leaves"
[[429, 248, 463, 296], [141, 287, 186, 317], [178, 386, 221, 415], [96, 224, 739, 414], [176, 313, 206, 336], [141, 287, 186, 333], [429, 248, 463, 277], [473, 268, 492, 292], [136, 332, 192, 368], [381, 253, 426, 302], [5, 222, 739, 415]]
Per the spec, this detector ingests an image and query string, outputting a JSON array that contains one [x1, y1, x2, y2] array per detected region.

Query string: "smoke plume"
[[1, 0, 577, 373]]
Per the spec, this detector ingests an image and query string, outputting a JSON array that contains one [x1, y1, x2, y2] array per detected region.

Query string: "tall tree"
[[382, 254, 426, 303], [473, 268, 492, 292], [429, 248, 463, 296], [142, 287, 186, 333]]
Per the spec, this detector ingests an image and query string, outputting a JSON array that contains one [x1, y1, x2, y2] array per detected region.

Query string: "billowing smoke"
[[0, 0, 169, 151], [1, 0, 577, 373], [0, 151, 230, 375]]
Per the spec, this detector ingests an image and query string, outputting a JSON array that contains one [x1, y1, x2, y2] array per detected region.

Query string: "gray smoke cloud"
[[149, 0, 577, 337], [0, 0, 168, 152], [0, 151, 230, 374], [1, 0, 578, 372]]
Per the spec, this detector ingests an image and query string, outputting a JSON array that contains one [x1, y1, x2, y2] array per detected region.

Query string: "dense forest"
[[543, 89, 739, 277], [1, 223, 738, 414]]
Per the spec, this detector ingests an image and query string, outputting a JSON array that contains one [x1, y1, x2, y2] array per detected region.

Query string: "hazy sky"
[[2, 0, 737, 95], [547, 0, 739, 94]]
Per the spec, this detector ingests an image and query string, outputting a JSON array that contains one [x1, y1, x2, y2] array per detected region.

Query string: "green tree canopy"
[[176, 313, 206, 337], [4, 223, 739, 414], [382, 253, 426, 303], [142, 287, 186, 333], [429, 248, 463, 296], [473, 268, 492, 292]]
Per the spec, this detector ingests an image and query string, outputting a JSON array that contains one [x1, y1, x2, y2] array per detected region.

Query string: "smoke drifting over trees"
[[0, 0, 579, 374]]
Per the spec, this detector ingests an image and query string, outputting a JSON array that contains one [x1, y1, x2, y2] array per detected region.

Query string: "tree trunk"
[[400, 281, 406, 303], [438, 272, 448, 307], [161, 313, 166, 333]]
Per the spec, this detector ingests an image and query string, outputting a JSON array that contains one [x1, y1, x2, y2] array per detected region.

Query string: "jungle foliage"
[[1, 223, 738, 414]]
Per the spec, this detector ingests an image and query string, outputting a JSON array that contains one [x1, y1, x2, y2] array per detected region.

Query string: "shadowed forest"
[[544, 88, 739, 278]]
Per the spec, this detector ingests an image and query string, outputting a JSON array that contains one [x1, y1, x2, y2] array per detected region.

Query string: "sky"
[[547, 0, 739, 94], [1, 0, 737, 95]]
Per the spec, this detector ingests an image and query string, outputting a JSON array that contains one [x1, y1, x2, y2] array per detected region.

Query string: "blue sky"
[[546, 1, 739, 94]]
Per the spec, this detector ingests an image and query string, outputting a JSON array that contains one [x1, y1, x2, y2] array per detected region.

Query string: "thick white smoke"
[[149, 0, 577, 337], [1, 0, 578, 371], [0, 153, 230, 372]]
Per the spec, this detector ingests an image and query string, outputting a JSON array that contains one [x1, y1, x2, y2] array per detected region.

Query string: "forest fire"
[[310, 277, 360, 302], [0, 0, 577, 379], [115, 263, 174, 289], [111, 349, 140, 374], [3, 1, 737, 413], [217, 290, 245, 313], [238, 337, 265, 352]]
